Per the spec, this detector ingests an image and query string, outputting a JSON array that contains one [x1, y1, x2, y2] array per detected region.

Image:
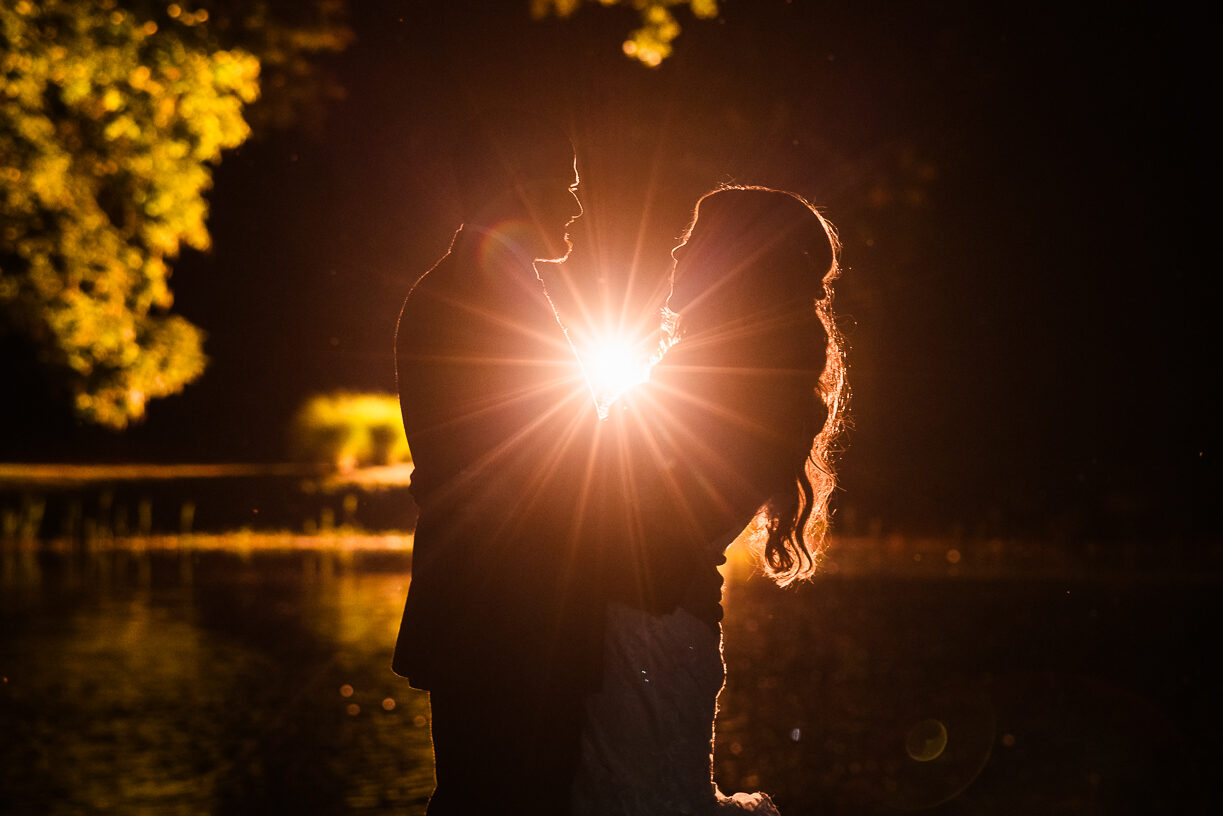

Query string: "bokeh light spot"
[[339, 683, 353, 698], [905, 718, 948, 762]]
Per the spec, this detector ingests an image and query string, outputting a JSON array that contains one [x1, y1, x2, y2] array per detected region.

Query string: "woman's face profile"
[[666, 238, 695, 313], [667, 210, 718, 315]]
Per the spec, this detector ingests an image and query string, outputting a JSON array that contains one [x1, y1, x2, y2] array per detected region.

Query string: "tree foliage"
[[290, 392, 411, 472], [0, 1, 349, 428], [531, 0, 719, 67]]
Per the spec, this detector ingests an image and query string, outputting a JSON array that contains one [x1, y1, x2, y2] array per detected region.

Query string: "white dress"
[[572, 600, 780, 815]]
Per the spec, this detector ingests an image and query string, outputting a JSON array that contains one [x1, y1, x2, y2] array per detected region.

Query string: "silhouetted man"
[[392, 113, 597, 815]]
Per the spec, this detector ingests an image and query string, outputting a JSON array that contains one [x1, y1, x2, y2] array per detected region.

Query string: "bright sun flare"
[[583, 336, 652, 418]]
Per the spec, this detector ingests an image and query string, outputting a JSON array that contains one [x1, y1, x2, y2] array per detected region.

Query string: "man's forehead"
[[473, 116, 572, 166], [512, 161, 577, 186], [499, 143, 574, 175]]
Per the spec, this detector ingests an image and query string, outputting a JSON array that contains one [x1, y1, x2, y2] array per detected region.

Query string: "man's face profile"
[[518, 163, 582, 263], [453, 112, 581, 262]]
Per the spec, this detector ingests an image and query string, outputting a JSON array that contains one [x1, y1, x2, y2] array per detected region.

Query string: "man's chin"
[[536, 235, 573, 264]]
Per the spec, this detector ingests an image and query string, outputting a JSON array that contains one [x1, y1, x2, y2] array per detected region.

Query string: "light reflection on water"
[[0, 548, 434, 814], [2, 545, 1216, 814]]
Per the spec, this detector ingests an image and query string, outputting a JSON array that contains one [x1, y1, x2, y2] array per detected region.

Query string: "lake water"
[[1, 545, 1216, 814]]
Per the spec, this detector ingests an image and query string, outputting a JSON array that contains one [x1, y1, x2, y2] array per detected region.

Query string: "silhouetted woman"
[[573, 187, 846, 815]]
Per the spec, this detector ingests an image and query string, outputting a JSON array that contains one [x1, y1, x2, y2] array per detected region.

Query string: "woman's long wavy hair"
[[664, 185, 848, 586]]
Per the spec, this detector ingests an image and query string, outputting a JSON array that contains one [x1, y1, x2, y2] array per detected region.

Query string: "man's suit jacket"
[[392, 236, 603, 693]]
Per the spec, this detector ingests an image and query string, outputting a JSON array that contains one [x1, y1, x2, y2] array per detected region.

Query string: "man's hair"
[[449, 109, 575, 221]]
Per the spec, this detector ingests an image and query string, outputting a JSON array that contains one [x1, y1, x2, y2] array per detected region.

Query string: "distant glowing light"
[[381, 697, 396, 711], [583, 336, 652, 418], [339, 684, 354, 698]]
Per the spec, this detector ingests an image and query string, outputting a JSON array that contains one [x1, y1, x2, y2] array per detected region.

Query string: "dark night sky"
[[6, 1, 1215, 541]]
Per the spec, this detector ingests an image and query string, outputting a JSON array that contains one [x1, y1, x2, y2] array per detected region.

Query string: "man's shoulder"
[[398, 255, 464, 341], [406, 253, 457, 302]]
